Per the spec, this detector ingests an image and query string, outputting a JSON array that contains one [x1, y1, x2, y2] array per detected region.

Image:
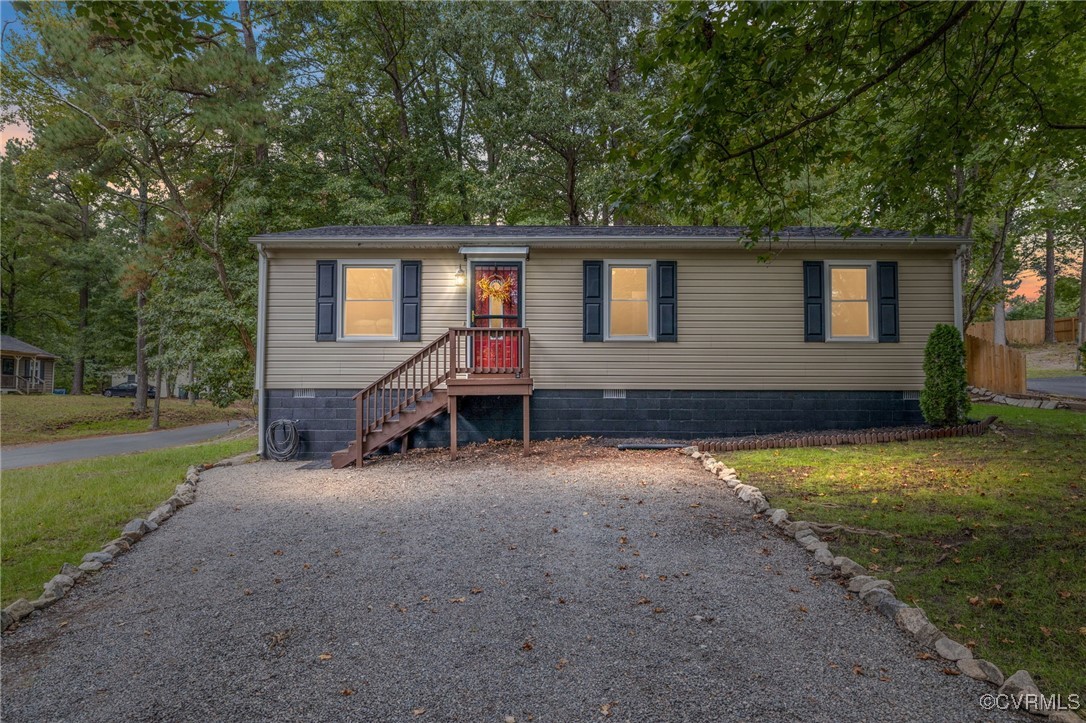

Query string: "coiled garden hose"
[[265, 419, 300, 461]]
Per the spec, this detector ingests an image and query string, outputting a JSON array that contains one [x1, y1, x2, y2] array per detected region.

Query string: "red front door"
[[470, 263, 522, 370]]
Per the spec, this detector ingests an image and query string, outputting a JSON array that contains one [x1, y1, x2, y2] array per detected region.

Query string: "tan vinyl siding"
[[264, 248, 954, 391]]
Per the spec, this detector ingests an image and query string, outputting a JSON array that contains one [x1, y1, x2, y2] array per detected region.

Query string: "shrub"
[[920, 324, 971, 426]]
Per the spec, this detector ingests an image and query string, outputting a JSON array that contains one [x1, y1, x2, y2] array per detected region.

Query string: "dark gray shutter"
[[877, 261, 899, 343], [803, 261, 825, 342], [583, 260, 603, 342], [315, 260, 336, 341], [656, 260, 677, 342], [400, 260, 422, 342]]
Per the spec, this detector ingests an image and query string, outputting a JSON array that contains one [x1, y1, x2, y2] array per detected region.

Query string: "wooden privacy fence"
[[967, 316, 1079, 345], [965, 334, 1026, 395]]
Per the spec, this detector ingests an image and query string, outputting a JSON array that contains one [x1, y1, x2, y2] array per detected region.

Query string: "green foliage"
[[920, 324, 971, 427], [66, 0, 224, 60]]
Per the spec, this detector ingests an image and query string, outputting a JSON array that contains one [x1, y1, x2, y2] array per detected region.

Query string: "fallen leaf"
[[968, 596, 982, 606], [1040, 626, 1052, 637], [987, 597, 1004, 607], [619, 536, 628, 545], [470, 587, 483, 595], [303, 563, 311, 570], [59, 620, 69, 628], [853, 664, 863, 675], [652, 607, 666, 614], [421, 595, 431, 602], [551, 528, 559, 534], [600, 702, 615, 717], [273, 550, 284, 556], [412, 708, 426, 717], [879, 676, 891, 682], [521, 640, 534, 651], [341, 688, 354, 696], [243, 589, 253, 596], [1058, 590, 1071, 599], [916, 652, 934, 660], [789, 587, 800, 593], [942, 668, 961, 676], [555, 658, 568, 670], [636, 597, 652, 605], [319, 653, 333, 661], [449, 597, 466, 603]]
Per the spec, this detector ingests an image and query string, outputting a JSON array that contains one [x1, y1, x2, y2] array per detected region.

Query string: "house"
[[109, 366, 195, 398], [250, 226, 968, 465], [0, 335, 58, 394]]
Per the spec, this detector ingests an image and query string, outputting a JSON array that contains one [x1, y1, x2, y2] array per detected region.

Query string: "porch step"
[[331, 389, 449, 468]]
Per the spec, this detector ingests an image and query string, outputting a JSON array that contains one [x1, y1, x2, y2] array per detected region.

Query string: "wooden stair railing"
[[331, 328, 531, 468]]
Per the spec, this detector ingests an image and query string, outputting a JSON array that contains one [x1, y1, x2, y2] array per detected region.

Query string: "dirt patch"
[[1021, 342, 1080, 372]]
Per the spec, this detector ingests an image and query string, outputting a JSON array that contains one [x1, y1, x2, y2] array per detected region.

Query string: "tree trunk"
[[188, 359, 197, 405], [71, 282, 89, 395], [1079, 239, 1086, 347], [151, 335, 163, 430], [992, 250, 1006, 346], [1044, 228, 1056, 343], [135, 176, 149, 414], [566, 152, 579, 226]]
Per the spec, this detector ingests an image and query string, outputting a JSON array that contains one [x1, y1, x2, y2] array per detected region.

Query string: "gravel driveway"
[[1, 441, 1017, 722]]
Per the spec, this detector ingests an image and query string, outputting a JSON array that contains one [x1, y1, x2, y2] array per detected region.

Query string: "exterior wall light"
[[454, 264, 466, 287]]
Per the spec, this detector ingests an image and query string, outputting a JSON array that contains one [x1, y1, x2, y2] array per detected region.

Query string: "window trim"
[[825, 260, 878, 343], [604, 260, 656, 342], [336, 259, 401, 341]]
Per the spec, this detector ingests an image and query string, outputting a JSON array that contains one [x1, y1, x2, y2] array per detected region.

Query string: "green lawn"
[[725, 404, 1085, 697], [1027, 368, 1084, 379], [0, 394, 248, 446], [1, 436, 256, 607]]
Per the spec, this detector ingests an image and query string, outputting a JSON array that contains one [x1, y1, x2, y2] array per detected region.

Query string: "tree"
[[636, 2, 1086, 326]]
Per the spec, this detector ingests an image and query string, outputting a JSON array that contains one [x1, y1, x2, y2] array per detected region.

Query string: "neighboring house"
[[250, 226, 968, 464], [109, 367, 194, 398], [0, 335, 58, 394]]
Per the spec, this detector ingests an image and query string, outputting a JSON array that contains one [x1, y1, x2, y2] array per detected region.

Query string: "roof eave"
[[251, 235, 969, 250]]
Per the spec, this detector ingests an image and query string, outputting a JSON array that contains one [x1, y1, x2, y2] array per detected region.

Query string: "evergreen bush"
[[920, 324, 971, 426]]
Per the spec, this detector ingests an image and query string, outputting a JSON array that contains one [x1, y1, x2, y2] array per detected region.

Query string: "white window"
[[340, 262, 398, 339], [827, 262, 876, 341], [605, 261, 654, 341]]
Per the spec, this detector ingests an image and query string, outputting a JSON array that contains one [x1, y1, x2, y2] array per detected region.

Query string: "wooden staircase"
[[332, 327, 532, 468]]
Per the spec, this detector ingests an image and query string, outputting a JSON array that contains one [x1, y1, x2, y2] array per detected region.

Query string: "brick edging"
[[696, 416, 997, 454]]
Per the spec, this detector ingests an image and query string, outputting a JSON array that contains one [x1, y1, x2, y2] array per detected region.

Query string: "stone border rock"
[[680, 446, 1082, 722], [696, 416, 997, 455], [1, 452, 257, 633]]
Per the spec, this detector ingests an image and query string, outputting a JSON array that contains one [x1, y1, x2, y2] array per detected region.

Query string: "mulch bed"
[[696, 416, 997, 454]]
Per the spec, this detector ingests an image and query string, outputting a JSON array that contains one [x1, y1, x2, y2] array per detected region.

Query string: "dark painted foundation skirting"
[[263, 389, 924, 460]]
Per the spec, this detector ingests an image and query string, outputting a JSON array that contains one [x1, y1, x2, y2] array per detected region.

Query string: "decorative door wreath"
[[476, 272, 517, 306]]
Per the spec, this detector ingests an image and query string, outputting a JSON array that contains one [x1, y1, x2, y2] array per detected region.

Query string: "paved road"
[[1, 421, 244, 470], [1027, 376, 1086, 399], [0, 442, 1019, 722]]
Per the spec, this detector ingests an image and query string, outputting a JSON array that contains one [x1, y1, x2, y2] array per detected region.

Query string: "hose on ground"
[[265, 419, 300, 461]]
